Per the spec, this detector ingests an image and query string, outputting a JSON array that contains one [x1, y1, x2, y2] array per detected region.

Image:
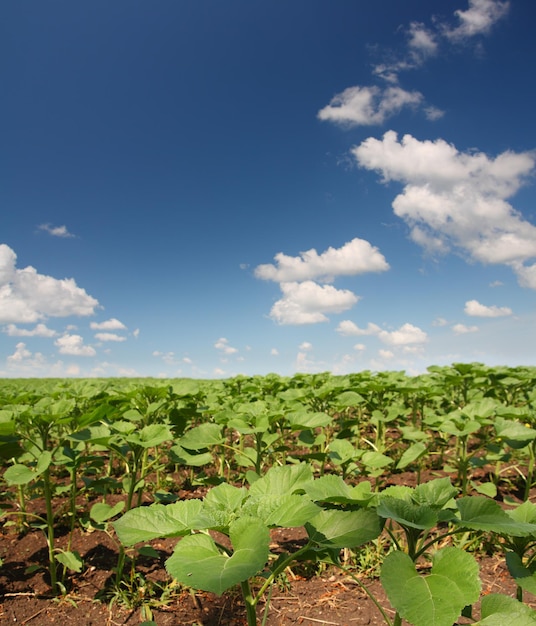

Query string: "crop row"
[[1, 362, 536, 625]]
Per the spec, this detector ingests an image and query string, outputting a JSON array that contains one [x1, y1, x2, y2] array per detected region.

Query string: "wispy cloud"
[[38, 223, 76, 238], [319, 0, 509, 127]]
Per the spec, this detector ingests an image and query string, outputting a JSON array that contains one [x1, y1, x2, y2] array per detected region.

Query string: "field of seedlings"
[[2, 363, 536, 626]]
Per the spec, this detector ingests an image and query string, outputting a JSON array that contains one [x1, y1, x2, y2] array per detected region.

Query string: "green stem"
[[240, 579, 258, 626], [524, 442, 535, 502], [42, 468, 58, 594]]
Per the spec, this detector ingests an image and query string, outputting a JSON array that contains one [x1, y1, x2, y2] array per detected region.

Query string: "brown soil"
[[1, 470, 535, 626]]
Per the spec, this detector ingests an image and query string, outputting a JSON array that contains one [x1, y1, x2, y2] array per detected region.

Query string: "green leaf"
[[305, 508, 381, 549], [397, 442, 427, 469], [475, 594, 536, 625], [55, 550, 83, 573], [243, 494, 320, 527], [249, 463, 314, 497], [456, 497, 536, 536], [381, 547, 481, 626], [3, 451, 51, 485], [505, 552, 536, 595], [377, 497, 438, 530], [179, 423, 224, 450], [90, 501, 125, 523], [113, 499, 203, 546], [165, 516, 270, 595], [412, 477, 458, 509], [286, 410, 332, 430]]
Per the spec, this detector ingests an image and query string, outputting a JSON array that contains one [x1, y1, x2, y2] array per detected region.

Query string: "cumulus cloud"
[[337, 320, 427, 345], [353, 132, 536, 286], [379, 323, 428, 346], [269, 281, 358, 325], [337, 320, 381, 336], [38, 223, 75, 238], [4, 323, 57, 337], [90, 318, 127, 331], [0, 244, 99, 323], [55, 334, 96, 357], [464, 299, 513, 317], [214, 337, 238, 354], [317, 85, 423, 127], [255, 238, 389, 283], [444, 0, 510, 41], [7, 342, 47, 367], [95, 332, 127, 342], [453, 323, 479, 334]]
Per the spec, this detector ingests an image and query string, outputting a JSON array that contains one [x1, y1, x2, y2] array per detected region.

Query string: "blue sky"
[[2, 0, 536, 378]]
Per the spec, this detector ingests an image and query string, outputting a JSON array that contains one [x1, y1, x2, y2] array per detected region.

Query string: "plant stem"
[[240, 580, 258, 626], [42, 468, 58, 594]]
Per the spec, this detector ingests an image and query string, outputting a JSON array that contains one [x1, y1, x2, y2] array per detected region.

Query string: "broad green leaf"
[[413, 477, 458, 509], [128, 423, 172, 448], [113, 499, 203, 546], [456, 497, 536, 536], [377, 497, 438, 530], [361, 450, 393, 469], [507, 500, 536, 525], [495, 417, 536, 449], [286, 410, 332, 430], [249, 463, 313, 497], [179, 423, 224, 450], [505, 552, 536, 595], [328, 439, 359, 464], [475, 593, 536, 625], [165, 516, 270, 595], [397, 442, 427, 469], [4, 464, 34, 486], [303, 474, 374, 506], [3, 451, 52, 485], [194, 483, 248, 529], [169, 444, 213, 467], [381, 547, 481, 626], [90, 501, 125, 523], [472, 482, 498, 498], [55, 550, 83, 573], [242, 494, 320, 527], [305, 508, 381, 548]]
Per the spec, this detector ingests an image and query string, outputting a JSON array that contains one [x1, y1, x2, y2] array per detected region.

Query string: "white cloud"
[[214, 337, 238, 354], [270, 348, 279, 356], [95, 332, 127, 342], [453, 323, 479, 334], [7, 342, 47, 368], [55, 334, 96, 356], [378, 323, 428, 346], [269, 281, 358, 325], [299, 341, 313, 351], [255, 238, 389, 283], [0, 244, 99, 323], [336, 320, 381, 336], [38, 223, 75, 238], [90, 318, 127, 331], [153, 350, 177, 365], [4, 323, 57, 337], [379, 349, 395, 359], [337, 320, 427, 346], [444, 0, 510, 41], [432, 317, 449, 327], [317, 85, 423, 127], [353, 132, 536, 286], [464, 299, 512, 317], [354, 343, 366, 351]]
